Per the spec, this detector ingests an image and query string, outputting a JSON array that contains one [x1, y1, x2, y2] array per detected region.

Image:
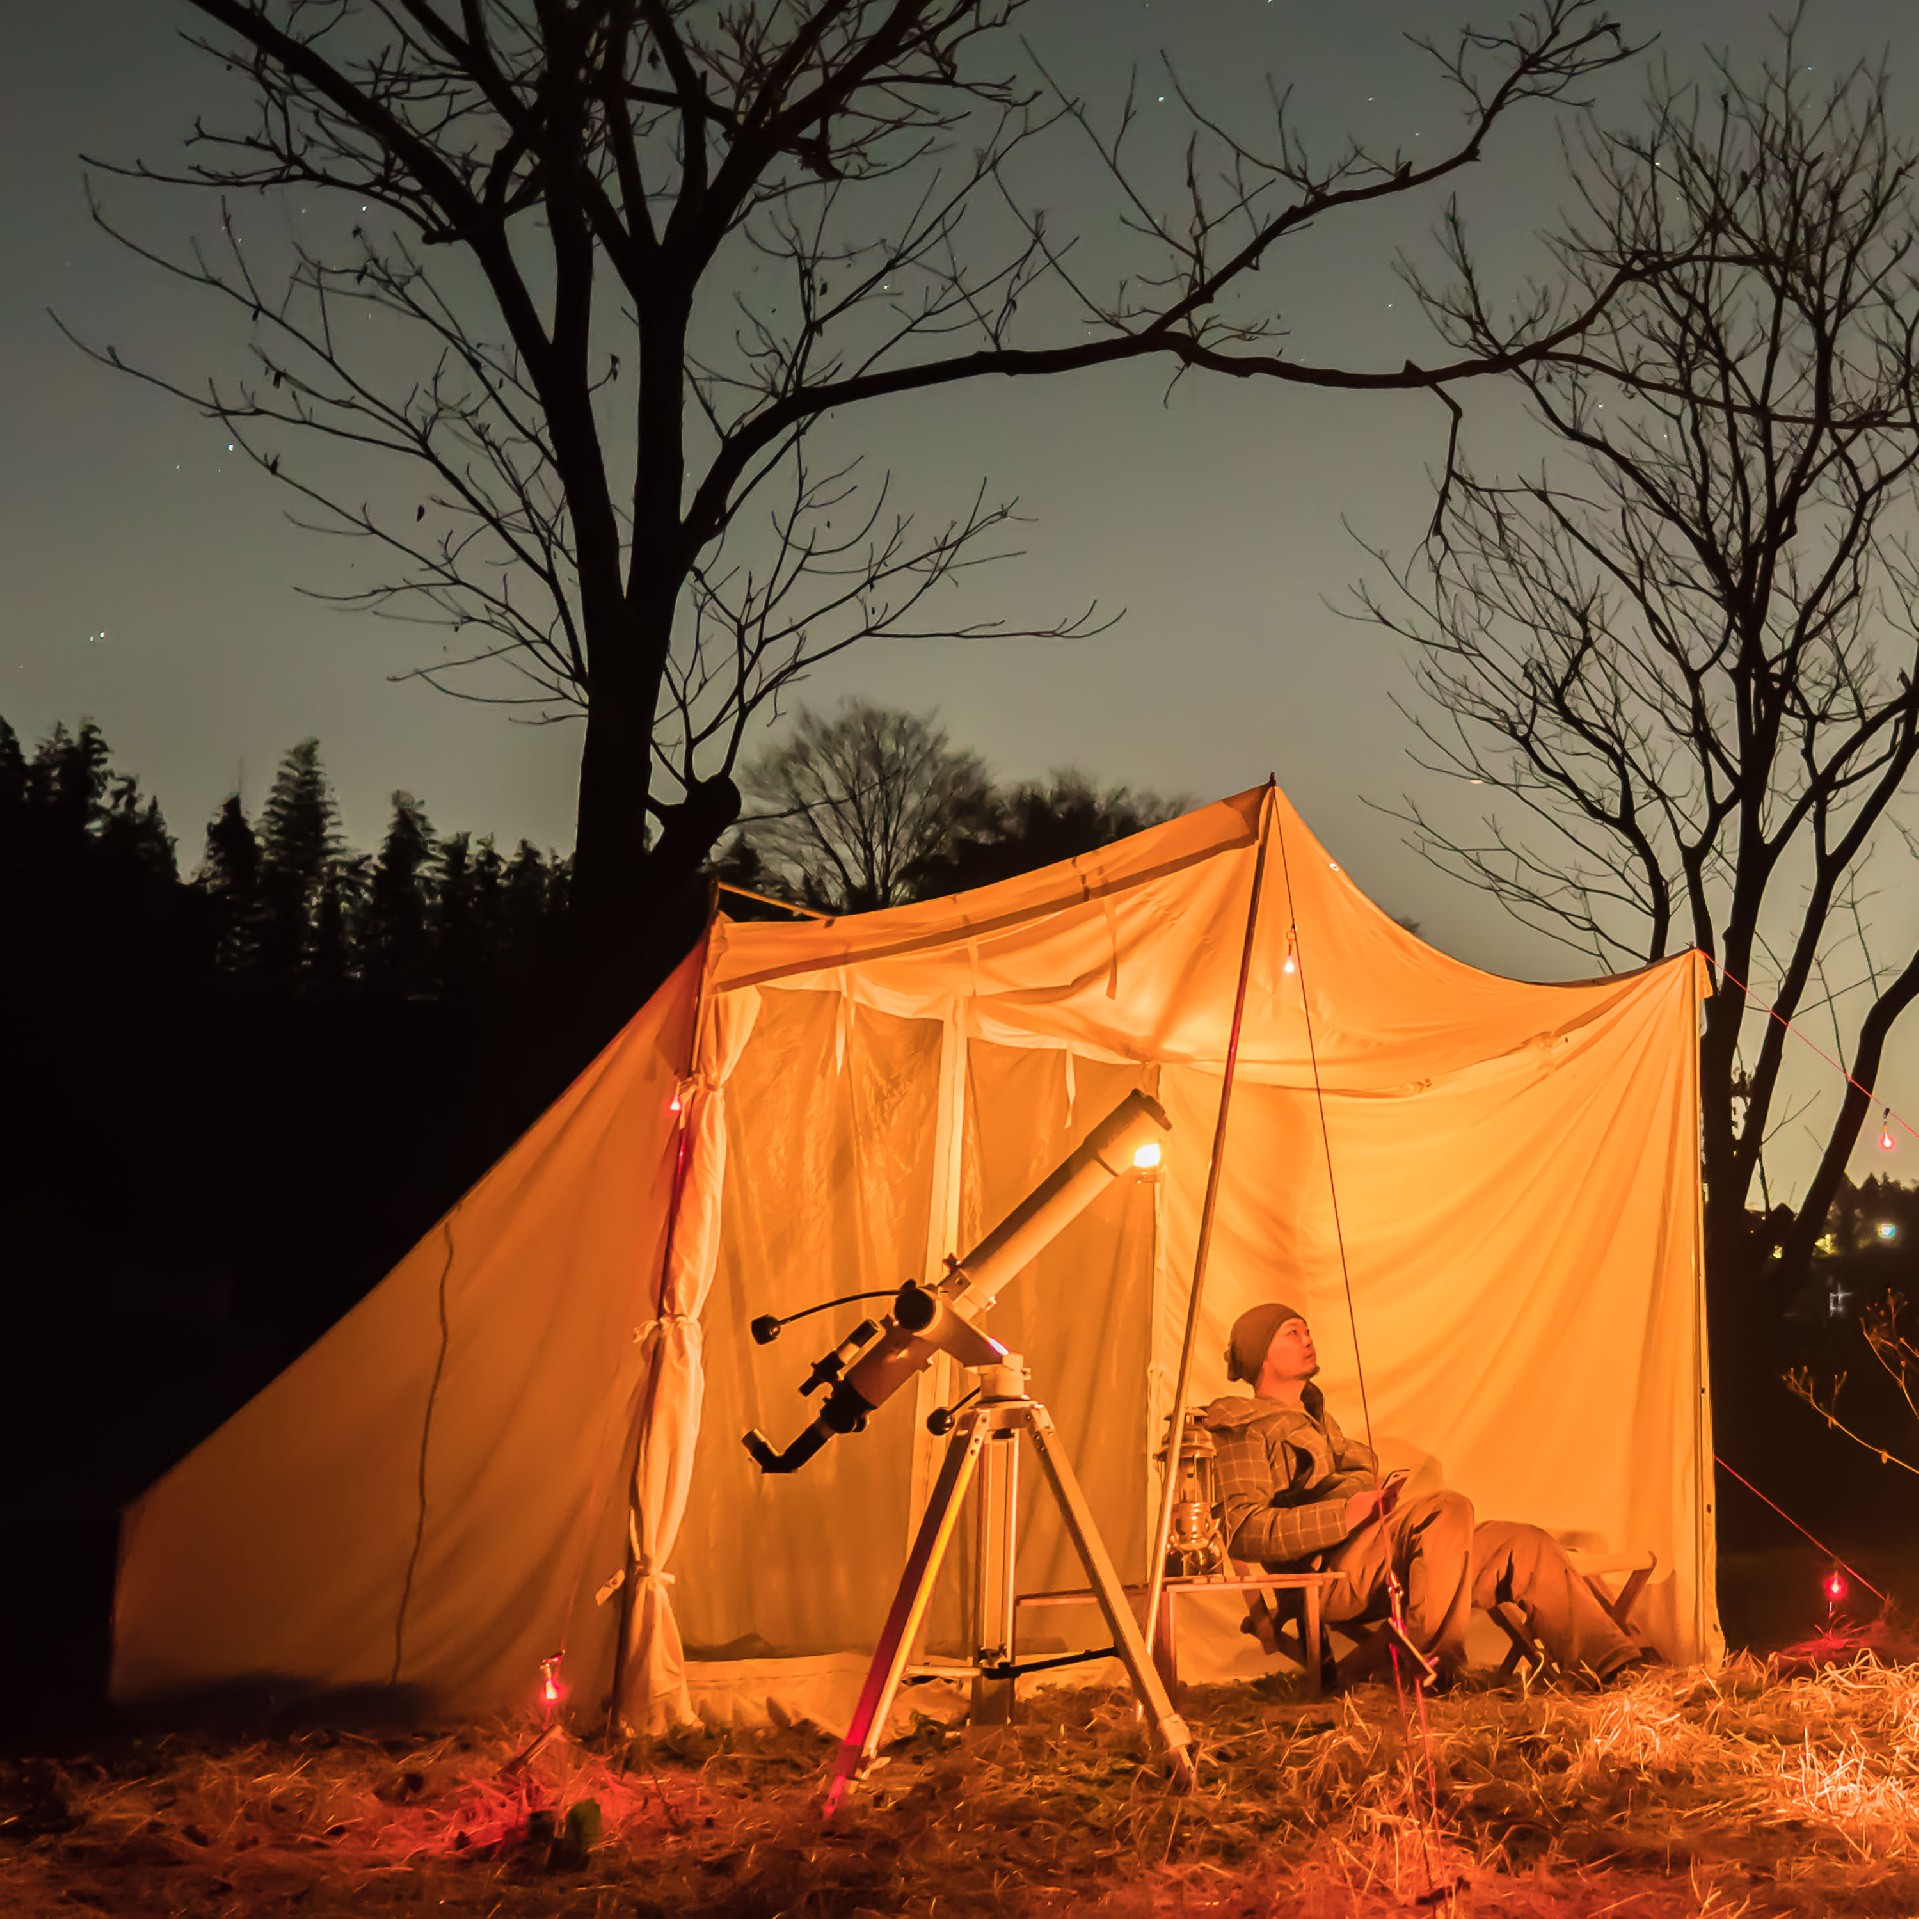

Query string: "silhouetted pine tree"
[[27, 721, 112, 838], [257, 739, 342, 976], [100, 774, 178, 882], [433, 830, 478, 994], [502, 839, 554, 976], [0, 717, 24, 820], [198, 794, 267, 973], [362, 792, 436, 996], [470, 835, 506, 973], [311, 851, 370, 990]]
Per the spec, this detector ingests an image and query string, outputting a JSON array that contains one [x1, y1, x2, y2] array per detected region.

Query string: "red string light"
[[1881, 1108, 1896, 1152], [540, 1655, 562, 1719]]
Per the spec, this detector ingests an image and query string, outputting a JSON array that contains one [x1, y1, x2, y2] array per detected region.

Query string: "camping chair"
[[1217, 1562, 1338, 1696], [1191, 1411, 1658, 1694], [1141, 1412, 1337, 1700], [1008, 1411, 1336, 1704]]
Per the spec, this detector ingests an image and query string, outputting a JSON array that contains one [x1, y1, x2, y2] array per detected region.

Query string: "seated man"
[[1203, 1301, 1647, 1687]]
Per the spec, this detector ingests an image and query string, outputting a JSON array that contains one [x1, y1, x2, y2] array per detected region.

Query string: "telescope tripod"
[[824, 1356, 1197, 1813]]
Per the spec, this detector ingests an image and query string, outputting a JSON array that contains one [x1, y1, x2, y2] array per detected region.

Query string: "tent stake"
[[1142, 783, 1275, 1661]]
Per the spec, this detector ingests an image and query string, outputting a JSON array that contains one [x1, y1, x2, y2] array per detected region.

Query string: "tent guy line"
[[1713, 1454, 1890, 1607], [1275, 796, 1448, 1884], [1708, 956, 1916, 1148]]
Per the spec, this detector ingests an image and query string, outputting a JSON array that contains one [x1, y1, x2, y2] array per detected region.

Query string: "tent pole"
[[605, 900, 720, 1740], [1142, 783, 1275, 1659]]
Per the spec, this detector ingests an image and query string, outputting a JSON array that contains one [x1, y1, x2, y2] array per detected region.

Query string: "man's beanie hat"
[[1225, 1302, 1306, 1384]]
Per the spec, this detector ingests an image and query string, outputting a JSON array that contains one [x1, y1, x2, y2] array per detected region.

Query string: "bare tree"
[[1790, 1291, 1919, 1478], [1360, 23, 1919, 1294], [733, 699, 989, 910], [72, 0, 1640, 951], [902, 769, 1183, 897]]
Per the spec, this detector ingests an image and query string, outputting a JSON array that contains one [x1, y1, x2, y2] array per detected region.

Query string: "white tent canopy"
[[112, 784, 1719, 1731]]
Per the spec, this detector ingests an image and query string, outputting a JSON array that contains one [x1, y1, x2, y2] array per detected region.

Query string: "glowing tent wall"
[[110, 950, 703, 1721]]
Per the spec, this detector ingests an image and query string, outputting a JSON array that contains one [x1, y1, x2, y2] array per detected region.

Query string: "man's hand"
[[1343, 1486, 1386, 1532], [1343, 1471, 1411, 1534]]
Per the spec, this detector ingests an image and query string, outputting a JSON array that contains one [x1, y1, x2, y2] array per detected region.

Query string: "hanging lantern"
[[1881, 1107, 1896, 1152], [540, 1654, 563, 1718], [1826, 1567, 1848, 1610]]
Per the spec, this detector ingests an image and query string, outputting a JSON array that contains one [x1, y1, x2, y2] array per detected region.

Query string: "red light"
[[1882, 1124, 1896, 1151], [669, 1095, 682, 1114], [1827, 1569, 1848, 1604], [540, 1655, 562, 1717]]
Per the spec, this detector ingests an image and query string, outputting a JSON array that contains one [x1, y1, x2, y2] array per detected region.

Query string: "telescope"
[[743, 1088, 1171, 1474]]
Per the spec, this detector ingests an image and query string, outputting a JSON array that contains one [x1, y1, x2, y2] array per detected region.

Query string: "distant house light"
[[1878, 1222, 1899, 1242]]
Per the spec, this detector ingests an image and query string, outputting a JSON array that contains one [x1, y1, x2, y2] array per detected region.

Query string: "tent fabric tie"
[[634, 1312, 698, 1343]]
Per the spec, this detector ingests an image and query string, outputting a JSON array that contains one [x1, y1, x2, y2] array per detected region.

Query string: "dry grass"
[[10, 1655, 1919, 1917]]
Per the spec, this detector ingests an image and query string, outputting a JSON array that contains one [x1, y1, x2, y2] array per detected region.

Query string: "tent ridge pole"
[[1142, 781, 1276, 1656]]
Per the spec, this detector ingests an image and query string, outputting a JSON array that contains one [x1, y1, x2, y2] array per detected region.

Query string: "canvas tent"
[[111, 784, 1720, 1733]]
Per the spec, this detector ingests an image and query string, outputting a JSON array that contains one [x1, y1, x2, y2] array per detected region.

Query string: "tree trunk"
[[566, 588, 742, 1027], [571, 658, 658, 949], [1699, 981, 1752, 1289]]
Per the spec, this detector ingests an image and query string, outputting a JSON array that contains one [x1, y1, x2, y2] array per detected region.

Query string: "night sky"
[[5, 1, 1917, 1175]]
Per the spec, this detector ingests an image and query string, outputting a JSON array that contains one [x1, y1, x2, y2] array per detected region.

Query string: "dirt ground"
[[9, 1653, 1919, 1919]]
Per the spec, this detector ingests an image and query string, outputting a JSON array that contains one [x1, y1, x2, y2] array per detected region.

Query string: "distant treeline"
[[0, 716, 574, 1000], [0, 714, 612, 1539]]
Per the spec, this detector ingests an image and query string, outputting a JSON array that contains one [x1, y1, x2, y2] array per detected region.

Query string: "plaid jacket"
[[1200, 1388, 1378, 1569]]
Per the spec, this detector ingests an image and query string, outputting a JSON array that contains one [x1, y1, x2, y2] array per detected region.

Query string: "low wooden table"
[[1015, 1569, 1335, 1700]]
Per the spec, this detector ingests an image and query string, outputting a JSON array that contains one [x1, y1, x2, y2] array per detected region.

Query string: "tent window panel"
[[923, 1044, 1157, 1653], [677, 990, 943, 1657]]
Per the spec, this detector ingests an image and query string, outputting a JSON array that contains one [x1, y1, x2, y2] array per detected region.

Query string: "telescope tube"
[[744, 1088, 1170, 1472]]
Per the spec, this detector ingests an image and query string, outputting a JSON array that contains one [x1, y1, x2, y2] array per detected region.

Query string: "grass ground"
[[9, 1652, 1919, 1918]]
